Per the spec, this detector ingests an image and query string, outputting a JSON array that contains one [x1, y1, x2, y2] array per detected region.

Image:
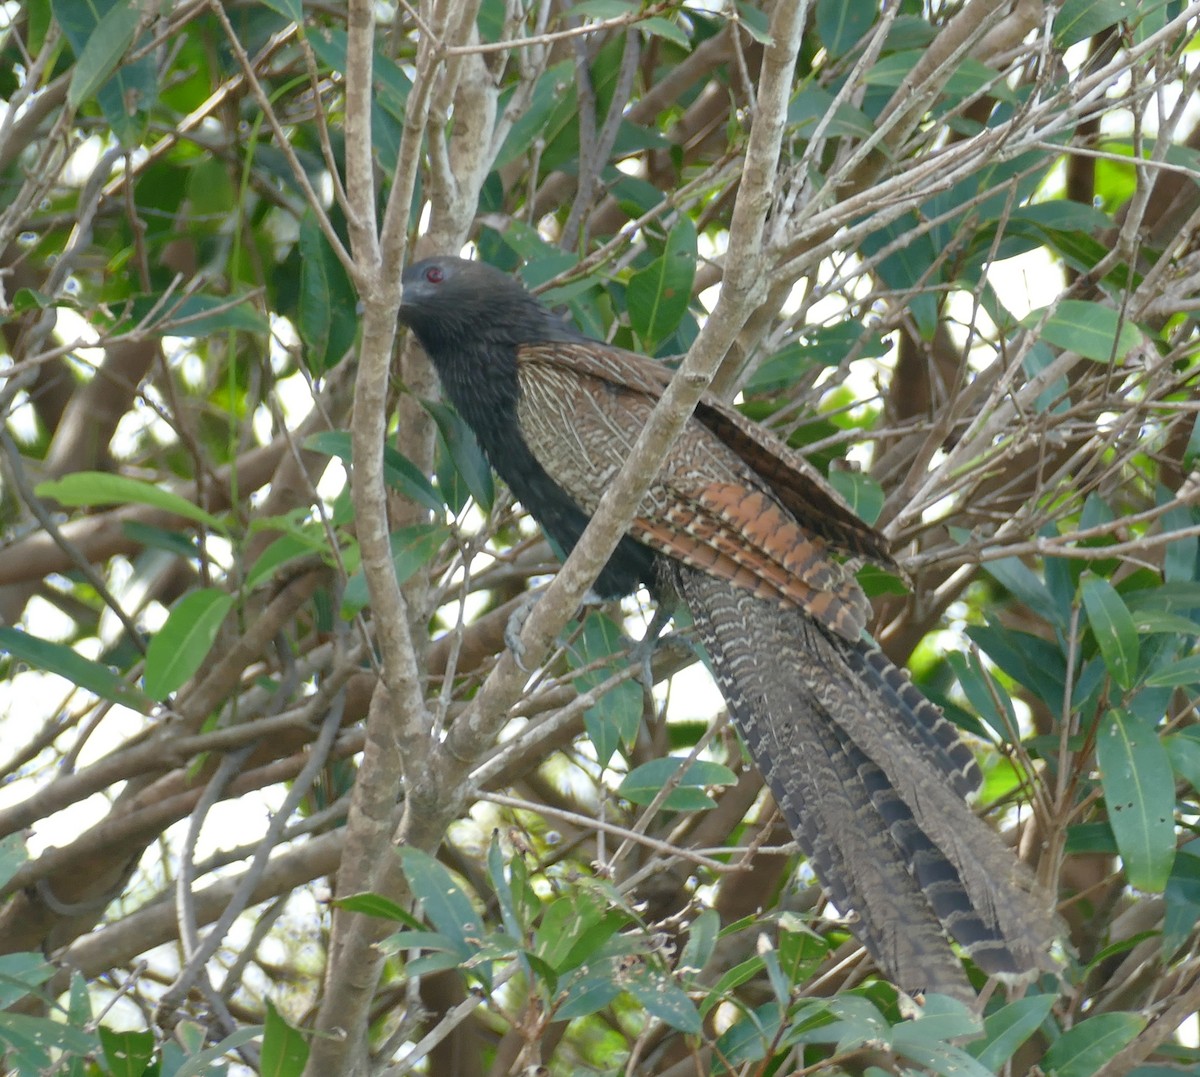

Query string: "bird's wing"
[[515, 342, 871, 641], [518, 340, 895, 569]]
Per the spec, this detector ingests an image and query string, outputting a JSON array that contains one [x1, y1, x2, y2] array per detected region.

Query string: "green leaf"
[[536, 893, 620, 972], [51, 0, 155, 145], [0, 1011, 96, 1059], [734, 2, 772, 44], [1053, 0, 1135, 46], [115, 292, 269, 337], [569, 612, 643, 768], [618, 757, 737, 810], [341, 523, 450, 615], [815, 994, 889, 1052], [895, 993, 982, 1044], [970, 994, 1055, 1070], [333, 892, 423, 928], [172, 1025, 264, 1077], [984, 557, 1065, 630], [121, 520, 200, 560], [565, 0, 638, 18], [0, 953, 55, 1010], [37, 471, 225, 531], [259, 0, 303, 22], [297, 211, 357, 372], [308, 28, 410, 116], [701, 954, 765, 1018], [99, 1026, 155, 1077], [1166, 729, 1200, 791], [426, 400, 495, 513], [11, 288, 54, 313], [0, 628, 151, 712], [0, 835, 28, 893], [1023, 300, 1141, 362], [627, 218, 697, 353], [298, 209, 357, 374], [494, 61, 575, 170], [640, 17, 690, 48], [487, 834, 524, 944], [1163, 843, 1200, 958], [555, 973, 621, 1020], [1130, 610, 1200, 636], [1096, 709, 1175, 892], [260, 1000, 308, 1077], [1041, 1012, 1144, 1076], [1080, 573, 1139, 690], [787, 87, 874, 140], [246, 531, 326, 592], [825, 470, 884, 526], [816, 0, 875, 56], [1144, 654, 1200, 687], [304, 430, 445, 515], [396, 847, 482, 952], [144, 589, 235, 700], [67, 0, 140, 110], [678, 908, 719, 974], [625, 967, 702, 1034]]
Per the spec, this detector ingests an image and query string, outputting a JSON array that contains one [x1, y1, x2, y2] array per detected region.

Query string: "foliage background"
[[1, 0, 1200, 1073]]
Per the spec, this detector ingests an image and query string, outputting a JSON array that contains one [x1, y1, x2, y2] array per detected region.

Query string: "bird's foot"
[[504, 588, 611, 672], [503, 590, 540, 672], [628, 605, 675, 690]]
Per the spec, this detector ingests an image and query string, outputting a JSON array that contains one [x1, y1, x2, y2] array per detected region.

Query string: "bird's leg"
[[503, 587, 610, 672], [628, 603, 675, 690]]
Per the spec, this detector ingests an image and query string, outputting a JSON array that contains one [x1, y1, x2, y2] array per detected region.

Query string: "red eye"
[[425, 266, 444, 284]]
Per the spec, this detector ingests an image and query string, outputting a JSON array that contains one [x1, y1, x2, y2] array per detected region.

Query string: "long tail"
[[671, 565, 1058, 999]]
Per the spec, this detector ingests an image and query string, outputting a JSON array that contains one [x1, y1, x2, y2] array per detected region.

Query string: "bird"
[[397, 254, 1058, 1000]]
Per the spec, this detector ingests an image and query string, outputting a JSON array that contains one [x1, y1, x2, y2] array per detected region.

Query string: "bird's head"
[[399, 256, 577, 358]]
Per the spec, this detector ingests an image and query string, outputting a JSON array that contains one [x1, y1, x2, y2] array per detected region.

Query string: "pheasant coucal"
[[397, 255, 1058, 1000]]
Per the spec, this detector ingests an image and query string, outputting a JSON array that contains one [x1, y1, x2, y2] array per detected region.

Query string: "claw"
[[629, 605, 675, 689]]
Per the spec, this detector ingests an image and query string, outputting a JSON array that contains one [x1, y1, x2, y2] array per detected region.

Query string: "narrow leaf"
[[618, 757, 737, 810], [0, 835, 28, 892], [816, 0, 874, 56], [825, 470, 883, 525], [341, 523, 450, 614], [1097, 709, 1175, 892], [1053, 0, 1135, 46], [970, 994, 1055, 1069], [68, 0, 140, 109], [260, 1000, 309, 1077], [1041, 1012, 1144, 1077], [426, 400, 495, 512], [36, 472, 224, 532], [555, 974, 621, 1020], [625, 968, 702, 1034], [627, 218, 697, 352], [144, 589, 235, 700], [99, 1027, 155, 1077], [679, 908, 720, 974], [259, 0, 303, 21], [985, 557, 1065, 630], [487, 833, 524, 944], [1081, 573, 1139, 690], [172, 1026, 264, 1077], [297, 211, 357, 372], [0, 628, 151, 712], [303, 430, 444, 514], [333, 892, 423, 928], [569, 612, 643, 767], [396, 847, 482, 951], [1023, 300, 1141, 362], [1144, 654, 1200, 687]]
